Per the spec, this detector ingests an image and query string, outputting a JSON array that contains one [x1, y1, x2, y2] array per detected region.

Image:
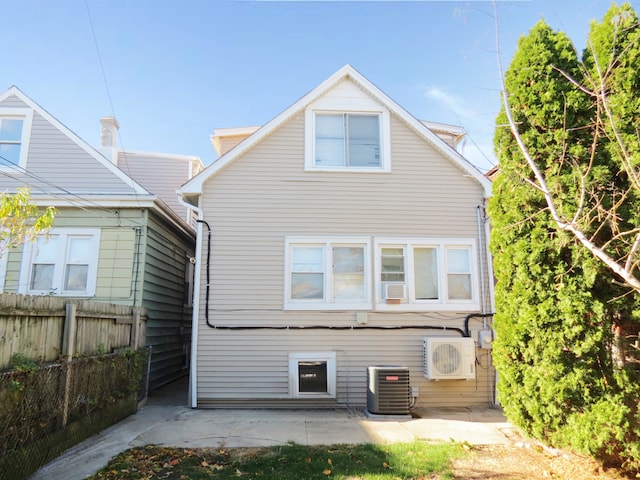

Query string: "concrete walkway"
[[30, 378, 518, 480]]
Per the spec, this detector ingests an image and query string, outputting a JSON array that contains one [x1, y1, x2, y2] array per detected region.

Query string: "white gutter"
[[178, 194, 203, 409], [483, 199, 496, 314], [29, 194, 157, 208]]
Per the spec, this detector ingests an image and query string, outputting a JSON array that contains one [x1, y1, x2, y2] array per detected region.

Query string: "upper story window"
[[19, 228, 101, 297], [0, 108, 33, 169], [305, 109, 391, 172], [285, 237, 371, 310], [315, 113, 380, 167]]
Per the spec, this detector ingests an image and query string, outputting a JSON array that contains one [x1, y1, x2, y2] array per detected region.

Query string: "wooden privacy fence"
[[0, 293, 147, 370]]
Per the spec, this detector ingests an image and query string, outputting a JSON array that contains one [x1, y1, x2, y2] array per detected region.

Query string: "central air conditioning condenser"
[[367, 365, 410, 415]]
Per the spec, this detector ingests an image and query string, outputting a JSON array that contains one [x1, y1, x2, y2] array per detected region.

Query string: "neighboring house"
[[180, 65, 495, 410], [0, 86, 202, 389]]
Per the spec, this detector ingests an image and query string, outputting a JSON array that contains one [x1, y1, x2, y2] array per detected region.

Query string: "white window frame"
[[304, 108, 391, 173], [289, 352, 337, 399], [374, 238, 479, 312], [0, 251, 7, 293], [284, 236, 371, 310], [18, 228, 101, 297], [0, 108, 33, 170]]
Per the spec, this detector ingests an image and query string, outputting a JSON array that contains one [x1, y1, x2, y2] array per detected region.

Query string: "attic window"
[[305, 109, 390, 172], [0, 108, 32, 169], [315, 113, 380, 167]]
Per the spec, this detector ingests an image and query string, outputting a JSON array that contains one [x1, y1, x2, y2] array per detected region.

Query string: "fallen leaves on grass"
[[92, 444, 448, 479], [91, 442, 596, 480]]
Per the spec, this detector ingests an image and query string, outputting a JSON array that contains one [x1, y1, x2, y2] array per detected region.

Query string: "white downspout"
[[481, 197, 498, 406], [477, 205, 487, 314], [178, 194, 203, 409], [482, 199, 496, 314]]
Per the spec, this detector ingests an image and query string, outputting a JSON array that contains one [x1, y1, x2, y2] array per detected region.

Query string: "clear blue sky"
[[0, 0, 625, 172]]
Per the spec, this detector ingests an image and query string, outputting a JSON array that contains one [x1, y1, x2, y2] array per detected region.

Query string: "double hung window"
[[315, 113, 380, 167], [375, 239, 477, 310], [285, 237, 478, 311], [305, 108, 390, 172], [0, 109, 32, 168], [285, 237, 370, 310], [20, 229, 100, 296], [445, 247, 473, 300]]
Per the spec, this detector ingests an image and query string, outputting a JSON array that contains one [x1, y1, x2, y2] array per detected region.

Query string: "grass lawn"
[[88, 441, 466, 479]]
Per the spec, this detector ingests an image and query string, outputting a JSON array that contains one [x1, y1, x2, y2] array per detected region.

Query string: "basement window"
[[289, 352, 336, 398]]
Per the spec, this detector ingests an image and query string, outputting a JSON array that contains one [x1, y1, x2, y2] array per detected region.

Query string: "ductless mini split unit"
[[423, 337, 476, 380]]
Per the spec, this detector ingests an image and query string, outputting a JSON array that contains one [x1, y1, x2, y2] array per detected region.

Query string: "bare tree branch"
[[492, 2, 640, 292]]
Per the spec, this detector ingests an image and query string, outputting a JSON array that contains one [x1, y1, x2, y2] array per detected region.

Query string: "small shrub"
[[9, 354, 38, 373]]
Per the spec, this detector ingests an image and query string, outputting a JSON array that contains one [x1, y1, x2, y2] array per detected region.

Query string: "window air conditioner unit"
[[367, 366, 410, 415], [384, 283, 406, 301], [423, 337, 476, 380]]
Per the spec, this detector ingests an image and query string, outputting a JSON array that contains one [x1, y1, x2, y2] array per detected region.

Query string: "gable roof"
[[180, 65, 492, 203], [0, 86, 149, 196]]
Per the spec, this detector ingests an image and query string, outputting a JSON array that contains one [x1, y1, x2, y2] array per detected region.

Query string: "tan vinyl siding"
[[197, 329, 494, 408], [218, 135, 249, 156], [196, 101, 492, 406], [202, 114, 483, 311]]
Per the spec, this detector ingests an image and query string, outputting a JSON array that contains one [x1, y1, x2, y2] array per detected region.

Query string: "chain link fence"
[[0, 347, 150, 480]]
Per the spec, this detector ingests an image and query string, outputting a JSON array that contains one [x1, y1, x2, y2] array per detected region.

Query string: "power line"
[[0, 155, 148, 228], [83, 0, 140, 191], [84, 0, 117, 129]]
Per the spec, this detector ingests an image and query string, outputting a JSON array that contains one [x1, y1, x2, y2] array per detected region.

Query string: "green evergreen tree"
[[582, 3, 640, 284], [489, 4, 640, 471]]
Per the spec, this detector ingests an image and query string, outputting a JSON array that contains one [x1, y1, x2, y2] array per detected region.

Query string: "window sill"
[[284, 302, 372, 311], [374, 302, 480, 312], [304, 166, 390, 173], [291, 392, 337, 399], [26, 291, 95, 297]]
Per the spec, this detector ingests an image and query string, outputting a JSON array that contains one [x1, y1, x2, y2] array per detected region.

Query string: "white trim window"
[[0, 108, 33, 169], [375, 238, 479, 311], [305, 109, 391, 172], [289, 352, 337, 398], [285, 237, 371, 310], [19, 228, 101, 296], [0, 251, 7, 293]]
